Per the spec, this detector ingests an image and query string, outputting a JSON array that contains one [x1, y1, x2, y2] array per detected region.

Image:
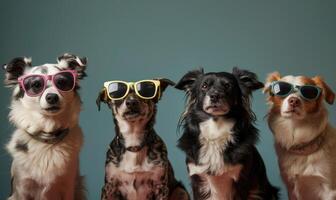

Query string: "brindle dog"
[[96, 78, 189, 200]]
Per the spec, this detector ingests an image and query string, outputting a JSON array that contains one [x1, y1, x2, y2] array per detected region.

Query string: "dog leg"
[[101, 181, 125, 200], [293, 175, 334, 200], [169, 187, 189, 200]]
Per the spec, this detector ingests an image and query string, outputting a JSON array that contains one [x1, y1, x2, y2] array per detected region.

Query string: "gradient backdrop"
[[1, 0, 335, 199]]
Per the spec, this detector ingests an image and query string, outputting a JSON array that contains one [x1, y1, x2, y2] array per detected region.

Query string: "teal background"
[[1, 0, 335, 199]]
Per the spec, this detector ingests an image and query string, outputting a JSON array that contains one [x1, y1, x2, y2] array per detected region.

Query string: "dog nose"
[[210, 93, 220, 102], [46, 93, 59, 105], [125, 98, 139, 108], [288, 97, 301, 107]]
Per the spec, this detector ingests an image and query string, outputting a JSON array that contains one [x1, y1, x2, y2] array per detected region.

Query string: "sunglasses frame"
[[270, 81, 322, 101], [18, 70, 78, 97], [103, 80, 161, 100]]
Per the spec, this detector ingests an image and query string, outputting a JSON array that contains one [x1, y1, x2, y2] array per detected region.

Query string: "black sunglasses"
[[269, 81, 322, 101]]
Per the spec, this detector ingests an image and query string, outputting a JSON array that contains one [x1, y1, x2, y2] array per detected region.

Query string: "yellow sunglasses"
[[103, 80, 162, 100]]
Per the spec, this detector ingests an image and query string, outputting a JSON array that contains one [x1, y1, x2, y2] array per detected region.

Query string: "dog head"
[[175, 67, 264, 118], [3, 53, 87, 117], [264, 72, 335, 120], [97, 79, 174, 127]]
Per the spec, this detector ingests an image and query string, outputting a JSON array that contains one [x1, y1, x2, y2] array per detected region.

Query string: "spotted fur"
[[3, 53, 87, 200], [97, 79, 189, 200]]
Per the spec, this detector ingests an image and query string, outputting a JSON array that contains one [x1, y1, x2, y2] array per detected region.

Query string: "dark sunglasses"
[[18, 70, 77, 97], [269, 81, 322, 101], [103, 80, 161, 100]]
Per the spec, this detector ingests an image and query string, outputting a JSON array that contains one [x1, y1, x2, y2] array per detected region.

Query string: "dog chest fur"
[[196, 117, 235, 175], [7, 126, 83, 184], [105, 148, 166, 200]]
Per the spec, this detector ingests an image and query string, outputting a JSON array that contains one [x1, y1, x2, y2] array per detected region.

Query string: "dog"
[[96, 79, 189, 200], [264, 72, 336, 200], [175, 67, 279, 200], [3, 53, 87, 200]]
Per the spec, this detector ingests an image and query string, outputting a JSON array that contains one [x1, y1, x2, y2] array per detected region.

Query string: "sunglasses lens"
[[54, 71, 75, 91], [108, 82, 128, 99], [23, 76, 45, 96], [136, 81, 156, 98], [273, 82, 292, 96], [300, 86, 320, 100]]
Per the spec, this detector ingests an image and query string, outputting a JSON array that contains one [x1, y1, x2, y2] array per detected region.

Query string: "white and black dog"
[[3, 53, 87, 200], [96, 79, 189, 200], [175, 68, 279, 200]]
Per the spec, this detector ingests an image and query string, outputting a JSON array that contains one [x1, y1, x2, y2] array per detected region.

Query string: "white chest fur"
[[191, 118, 235, 175], [7, 126, 83, 184]]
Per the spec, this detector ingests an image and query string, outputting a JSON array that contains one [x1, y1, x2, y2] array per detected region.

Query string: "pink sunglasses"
[[18, 70, 78, 97]]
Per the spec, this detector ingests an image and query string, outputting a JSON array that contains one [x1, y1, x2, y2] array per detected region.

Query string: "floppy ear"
[[232, 67, 264, 96], [3, 57, 32, 86], [96, 88, 110, 111], [155, 78, 175, 93], [175, 68, 204, 91], [57, 53, 87, 79], [263, 71, 281, 93], [312, 76, 335, 105], [152, 78, 175, 102]]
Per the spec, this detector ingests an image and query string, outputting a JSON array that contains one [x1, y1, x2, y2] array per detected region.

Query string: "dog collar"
[[288, 133, 325, 155], [126, 145, 145, 152], [25, 128, 70, 144], [116, 132, 149, 152]]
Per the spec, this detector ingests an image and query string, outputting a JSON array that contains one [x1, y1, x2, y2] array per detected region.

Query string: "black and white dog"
[[175, 68, 279, 200], [96, 79, 189, 200], [3, 54, 87, 200]]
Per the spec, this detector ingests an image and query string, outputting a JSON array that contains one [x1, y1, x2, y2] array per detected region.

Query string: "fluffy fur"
[[97, 79, 189, 200], [265, 72, 336, 200], [4, 53, 87, 200], [176, 67, 279, 200]]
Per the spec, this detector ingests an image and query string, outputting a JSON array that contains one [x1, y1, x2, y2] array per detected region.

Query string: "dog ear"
[[232, 67, 264, 96], [57, 53, 87, 79], [96, 88, 109, 111], [3, 57, 32, 86], [312, 76, 335, 105], [263, 71, 281, 93], [155, 78, 175, 93], [175, 68, 204, 91]]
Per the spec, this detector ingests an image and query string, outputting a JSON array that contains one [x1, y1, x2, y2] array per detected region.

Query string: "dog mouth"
[[123, 110, 143, 119], [205, 105, 229, 115], [44, 106, 61, 113], [283, 108, 301, 117]]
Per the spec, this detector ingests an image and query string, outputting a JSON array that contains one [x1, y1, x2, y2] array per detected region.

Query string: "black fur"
[[176, 67, 279, 200], [57, 53, 87, 79], [3, 57, 31, 86], [15, 141, 28, 153]]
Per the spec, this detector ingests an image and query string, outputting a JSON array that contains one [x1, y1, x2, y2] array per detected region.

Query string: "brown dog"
[[264, 72, 336, 200]]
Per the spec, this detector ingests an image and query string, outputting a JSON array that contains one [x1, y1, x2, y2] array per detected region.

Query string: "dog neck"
[[269, 107, 329, 150], [114, 115, 154, 152], [287, 132, 325, 155], [24, 128, 70, 144], [9, 97, 81, 133]]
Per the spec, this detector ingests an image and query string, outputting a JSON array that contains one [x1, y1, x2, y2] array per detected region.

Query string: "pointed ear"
[[175, 68, 204, 91], [263, 71, 281, 93], [3, 57, 32, 86], [96, 88, 109, 111], [57, 53, 87, 79], [232, 67, 264, 96], [312, 76, 335, 105]]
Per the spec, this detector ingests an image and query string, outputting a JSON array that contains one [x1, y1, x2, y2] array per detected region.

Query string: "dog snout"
[[209, 93, 220, 102], [46, 93, 59, 105], [125, 98, 139, 109], [288, 97, 301, 107]]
